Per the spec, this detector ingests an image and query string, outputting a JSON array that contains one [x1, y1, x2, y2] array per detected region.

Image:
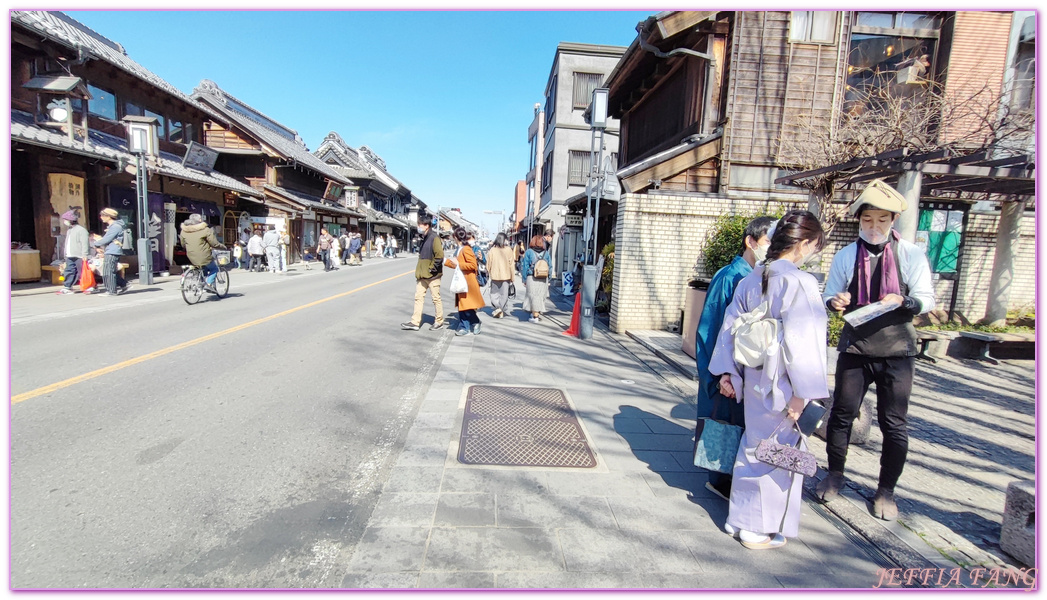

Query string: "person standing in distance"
[[402, 215, 447, 331], [57, 210, 89, 295], [816, 179, 935, 521], [693, 216, 776, 501]]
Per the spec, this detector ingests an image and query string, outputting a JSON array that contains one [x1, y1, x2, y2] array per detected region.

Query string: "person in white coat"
[[815, 179, 935, 522]]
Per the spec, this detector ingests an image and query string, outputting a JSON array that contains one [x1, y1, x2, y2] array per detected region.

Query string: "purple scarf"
[[855, 230, 902, 305]]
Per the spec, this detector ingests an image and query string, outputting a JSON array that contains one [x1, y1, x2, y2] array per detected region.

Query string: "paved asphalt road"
[[11, 257, 452, 588]]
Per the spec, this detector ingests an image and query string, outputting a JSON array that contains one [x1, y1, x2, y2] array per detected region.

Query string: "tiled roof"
[[11, 110, 263, 198], [262, 185, 364, 218], [315, 132, 409, 195], [193, 80, 351, 186], [358, 204, 409, 228], [11, 11, 224, 123]]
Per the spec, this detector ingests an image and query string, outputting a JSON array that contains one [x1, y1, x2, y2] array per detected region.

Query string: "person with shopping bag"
[[444, 228, 484, 336], [708, 210, 829, 550]]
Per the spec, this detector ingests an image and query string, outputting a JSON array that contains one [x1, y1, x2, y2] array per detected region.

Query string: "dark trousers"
[[459, 309, 480, 327], [826, 353, 914, 491], [102, 254, 126, 294], [62, 256, 83, 289], [320, 249, 331, 270]]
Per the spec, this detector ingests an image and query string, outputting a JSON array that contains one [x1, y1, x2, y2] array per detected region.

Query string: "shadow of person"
[[613, 404, 729, 529]]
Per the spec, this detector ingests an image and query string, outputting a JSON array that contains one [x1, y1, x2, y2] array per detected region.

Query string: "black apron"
[[837, 238, 918, 357]]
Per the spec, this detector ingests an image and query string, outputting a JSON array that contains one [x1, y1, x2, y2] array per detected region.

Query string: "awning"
[[263, 185, 366, 218], [11, 109, 263, 199]]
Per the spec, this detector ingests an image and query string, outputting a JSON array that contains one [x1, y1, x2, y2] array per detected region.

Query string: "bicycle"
[[180, 250, 230, 305]]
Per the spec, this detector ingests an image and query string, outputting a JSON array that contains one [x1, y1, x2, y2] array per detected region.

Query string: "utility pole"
[[579, 88, 609, 340]]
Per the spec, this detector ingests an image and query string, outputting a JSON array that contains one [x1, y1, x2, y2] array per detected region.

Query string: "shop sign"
[[47, 173, 86, 216], [337, 217, 348, 224], [182, 141, 219, 171], [565, 214, 584, 227], [223, 192, 237, 207], [302, 210, 316, 219]]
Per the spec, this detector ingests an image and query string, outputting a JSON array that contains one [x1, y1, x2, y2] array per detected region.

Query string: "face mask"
[[858, 228, 889, 246], [752, 243, 769, 264]]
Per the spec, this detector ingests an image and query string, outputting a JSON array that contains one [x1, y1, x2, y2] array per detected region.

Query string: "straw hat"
[[848, 179, 908, 216]]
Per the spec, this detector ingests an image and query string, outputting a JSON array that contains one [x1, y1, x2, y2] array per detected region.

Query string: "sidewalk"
[[624, 325, 1036, 583], [340, 290, 913, 589]]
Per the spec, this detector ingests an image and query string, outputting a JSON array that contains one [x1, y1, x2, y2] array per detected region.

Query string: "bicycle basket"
[[214, 250, 231, 266]]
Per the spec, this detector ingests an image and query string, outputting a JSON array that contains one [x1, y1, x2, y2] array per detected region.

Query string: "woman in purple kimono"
[[709, 210, 829, 550]]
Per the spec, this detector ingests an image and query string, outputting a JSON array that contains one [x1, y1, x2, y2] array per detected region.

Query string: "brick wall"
[[611, 193, 1036, 333]]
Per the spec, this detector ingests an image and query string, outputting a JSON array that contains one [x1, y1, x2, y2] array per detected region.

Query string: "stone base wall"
[[610, 192, 1036, 333]]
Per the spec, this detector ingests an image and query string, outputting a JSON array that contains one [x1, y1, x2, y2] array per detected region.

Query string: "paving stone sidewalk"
[[339, 293, 893, 589]]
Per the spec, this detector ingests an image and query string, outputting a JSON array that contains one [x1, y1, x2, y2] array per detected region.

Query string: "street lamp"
[[122, 115, 159, 285], [577, 88, 610, 340]]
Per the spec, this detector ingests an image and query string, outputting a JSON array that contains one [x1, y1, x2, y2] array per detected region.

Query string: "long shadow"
[[612, 405, 728, 527]]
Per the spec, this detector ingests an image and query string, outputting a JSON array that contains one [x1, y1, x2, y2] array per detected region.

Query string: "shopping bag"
[[693, 417, 742, 474], [79, 259, 96, 291], [449, 266, 468, 294]]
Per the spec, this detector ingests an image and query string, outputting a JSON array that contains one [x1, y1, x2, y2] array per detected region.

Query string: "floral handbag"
[[755, 416, 817, 478]]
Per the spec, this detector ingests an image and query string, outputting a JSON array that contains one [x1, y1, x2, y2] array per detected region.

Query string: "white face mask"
[[858, 229, 889, 245], [752, 243, 769, 264]]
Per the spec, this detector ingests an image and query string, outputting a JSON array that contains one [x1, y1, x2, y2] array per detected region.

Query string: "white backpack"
[[730, 299, 782, 369]]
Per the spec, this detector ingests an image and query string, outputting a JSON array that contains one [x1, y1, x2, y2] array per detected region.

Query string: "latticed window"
[[572, 72, 604, 109], [568, 150, 591, 185]]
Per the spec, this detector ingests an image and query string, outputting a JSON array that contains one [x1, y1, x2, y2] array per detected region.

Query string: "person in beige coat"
[[486, 233, 516, 318]]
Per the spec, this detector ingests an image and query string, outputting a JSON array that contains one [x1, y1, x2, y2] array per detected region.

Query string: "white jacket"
[[822, 237, 935, 314]]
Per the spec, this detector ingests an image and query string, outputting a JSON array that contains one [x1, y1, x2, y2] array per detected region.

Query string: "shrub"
[[828, 312, 845, 347], [600, 242, 614, 294], [700, 209, 785, 278]]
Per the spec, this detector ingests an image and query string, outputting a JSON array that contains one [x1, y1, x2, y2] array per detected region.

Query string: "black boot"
[[871, 487, 898, 521], [815, 471, 844, 502]]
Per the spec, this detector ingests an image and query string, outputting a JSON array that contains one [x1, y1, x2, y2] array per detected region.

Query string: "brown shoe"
[[815, 471, 844, 502], [872, 487, 898, 521]]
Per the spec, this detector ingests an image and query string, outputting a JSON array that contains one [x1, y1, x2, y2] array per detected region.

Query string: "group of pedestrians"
[[402, 214, 554, 334], [338, 231, 364, 266], [693, 179, 935, 550], [237, 225, 287, 274], [56, 207, 131, 297], [373, 234, 399, 258]]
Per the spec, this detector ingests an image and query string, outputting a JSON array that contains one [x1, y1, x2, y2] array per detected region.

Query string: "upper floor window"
[[1010, 18, 1035, 112], [572, 72, 604, 109], [169, 119, 184, 143], [145, 109, 166, 141], [790, 11, 838, 43], [541, 155, 553, 192], [845, 12, 942, 117], [568, 150, 591, 185], [545, 76, 557, 126], [87, 84, 117, 120]]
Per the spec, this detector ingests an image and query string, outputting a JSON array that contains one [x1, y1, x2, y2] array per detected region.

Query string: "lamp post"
[[122, 115, 159, 285], [577, 88, 609, 340]]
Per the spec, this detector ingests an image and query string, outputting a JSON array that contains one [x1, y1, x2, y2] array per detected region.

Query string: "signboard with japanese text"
[[47, 172, 86, 216]]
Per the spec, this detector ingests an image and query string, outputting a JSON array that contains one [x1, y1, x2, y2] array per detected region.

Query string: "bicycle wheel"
[[181, 269, 204, 305], [213, 268, 230, 298]]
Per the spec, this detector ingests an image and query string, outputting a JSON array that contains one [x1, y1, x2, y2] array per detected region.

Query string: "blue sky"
[[64, 10, 654, 231]]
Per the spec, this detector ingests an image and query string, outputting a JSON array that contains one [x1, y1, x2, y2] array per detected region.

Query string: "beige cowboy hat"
[[848, 179, 908, 216]]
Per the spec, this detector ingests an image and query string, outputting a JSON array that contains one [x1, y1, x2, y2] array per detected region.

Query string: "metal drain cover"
[[458, 386, 596, 468]]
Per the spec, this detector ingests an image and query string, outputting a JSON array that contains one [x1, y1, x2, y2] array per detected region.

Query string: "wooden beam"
[[622, 137, 721, 193], [656, 11, 719, 39]]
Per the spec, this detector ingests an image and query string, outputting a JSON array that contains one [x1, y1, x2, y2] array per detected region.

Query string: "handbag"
[[755, 416, 818, 478], [508, 281, 517, 298], [79, 259, 96, 291], [449, 265, 468, 294], [693, 398, 743, 474]]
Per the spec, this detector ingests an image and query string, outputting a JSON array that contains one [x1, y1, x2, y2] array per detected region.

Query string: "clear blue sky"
[[64, 10, 653, 232]]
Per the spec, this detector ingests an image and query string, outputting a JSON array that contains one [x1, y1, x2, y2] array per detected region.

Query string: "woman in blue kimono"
[[709, 210, 829, 550], [694, 216, 776, 501]]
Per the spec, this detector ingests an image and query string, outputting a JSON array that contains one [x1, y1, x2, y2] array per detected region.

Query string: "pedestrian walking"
[[247, 228, 265, 272], [330, 233, 341, 271], [816, 180, 935, 521], [91, 207, 130, 296], [693, 216, 776, 500], [339, 231, 350, 265], [388, 236, 399, 258], [278, 229, 289, 273], [349, 231, 362, 263], [232, 242, 244, 270], [262, 225, 281, 273], [486, 233, 516, 318], [401, 215, 446, 331], [239, 227, 252, 270], [519, 234, 551, 322], [445, 227, 484, 335], [375, 234, 386, 259], [709, 210, 829, 550], [318, 228, 335, 271], [56, 210, 89, 295], [515, 239, 526, 273]]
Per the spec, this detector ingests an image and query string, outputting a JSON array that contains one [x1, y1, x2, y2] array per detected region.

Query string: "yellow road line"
[[11, 270, 414, 405]]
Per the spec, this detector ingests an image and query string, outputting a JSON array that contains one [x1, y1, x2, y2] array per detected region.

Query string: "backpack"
[[533, 251, 550, 279], [120, 225, 134, 255], [730, 299, 781, 369]]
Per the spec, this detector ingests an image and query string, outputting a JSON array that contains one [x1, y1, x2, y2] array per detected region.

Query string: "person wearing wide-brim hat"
[[816, 179, 935, 521], [92, 207, 130, 295]]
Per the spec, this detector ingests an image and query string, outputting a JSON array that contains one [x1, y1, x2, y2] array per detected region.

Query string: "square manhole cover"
[[458, 386, 596, 468]]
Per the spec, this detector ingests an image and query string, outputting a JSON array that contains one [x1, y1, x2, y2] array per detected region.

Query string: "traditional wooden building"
[[605, 10, 1035, 332], [314, 132, 423, 253], [10, 10, 263, 279], [190, 81, 360, 263]]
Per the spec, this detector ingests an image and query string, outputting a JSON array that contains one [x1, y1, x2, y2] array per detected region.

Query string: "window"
[[541, 156, 552, 192], [31, 57, 64, 76], [145, 109, 166, 141], [528, 133, 538, 171], [568, 150, 591, 185], [1010, 18, 1035, 112], [572, 72, 604, 109], [845, 12, 941, 117], [123, 100, 144, 117], [790, 11, 838, 43], [87, 84, 117, 120], [169, 119, 184, 143], [545, 75, 557, 126]]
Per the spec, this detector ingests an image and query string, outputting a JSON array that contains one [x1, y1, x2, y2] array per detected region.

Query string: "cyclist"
[[179, 213, 227, 289]]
